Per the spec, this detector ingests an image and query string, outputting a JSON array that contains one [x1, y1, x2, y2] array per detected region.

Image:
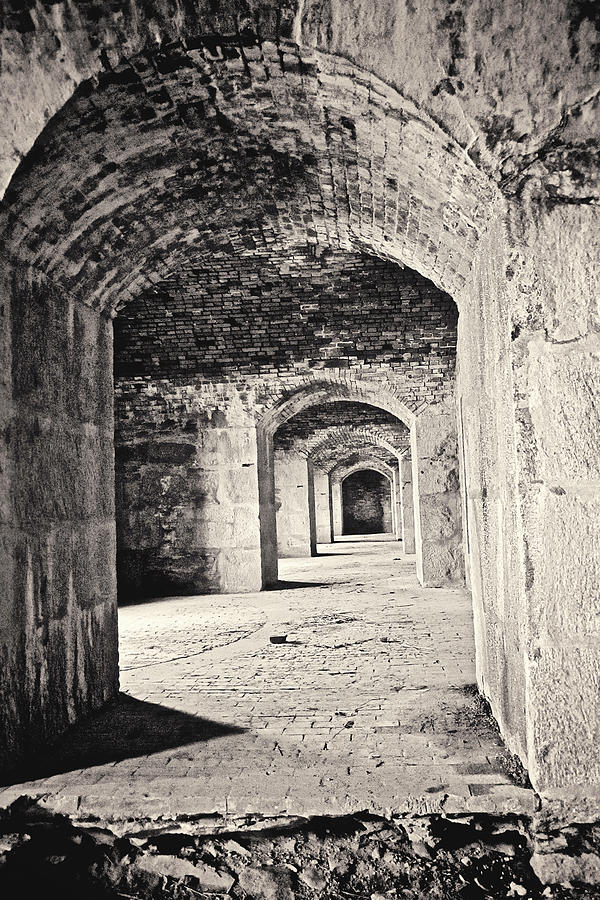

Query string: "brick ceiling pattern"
[[0, 37, 493, 312], [328, 446, 400, 478]]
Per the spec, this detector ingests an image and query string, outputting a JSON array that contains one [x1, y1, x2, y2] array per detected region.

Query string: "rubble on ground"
[[1, 797, 598, 899]]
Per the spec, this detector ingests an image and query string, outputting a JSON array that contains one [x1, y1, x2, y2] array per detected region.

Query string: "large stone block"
[[527, 646, 600, 793], [524, 484, 600, 641], [0, 263, 119, 771]]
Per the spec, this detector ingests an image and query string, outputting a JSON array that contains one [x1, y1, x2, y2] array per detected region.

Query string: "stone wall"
[[115, 384, 263, 598], [399, 456, 415, 554], [458, 201, 600, 803], [342, 470, 393, 535], [274, 451, 313, 558], [509, 204, 600, 799], [1, 0, 597, 804], [0, 256, 119, 770], [311, 467, 331, 543]]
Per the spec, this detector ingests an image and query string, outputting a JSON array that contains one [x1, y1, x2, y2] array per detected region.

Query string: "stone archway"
[[255, 379, 460, 587], [0, 4, 598, 807], [329, 458, 402, 545], [340, 468, 394, 536]]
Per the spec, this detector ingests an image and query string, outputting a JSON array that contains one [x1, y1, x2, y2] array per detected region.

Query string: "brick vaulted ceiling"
[[274, 400, 408, 472], [329, 447, 400, 478], [1, 2, 597, 207], [305, 428, 404, 471], [0, 34, 495, 312], [274, 401, 407, 446]]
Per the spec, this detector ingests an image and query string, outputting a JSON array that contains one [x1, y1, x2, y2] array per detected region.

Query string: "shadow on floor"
[[311, 552, 353, 557], [266, 579, 332, 591], [3, 693, 245, 786]]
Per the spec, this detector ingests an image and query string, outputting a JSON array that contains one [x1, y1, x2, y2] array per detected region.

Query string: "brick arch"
[[257, 377, 414, 584], [2, 2, 594, 208], [302, 427, 405, 471], [0, 38, 494, 311], [332, 459, 396, 485], [259, 375, 417, 437]]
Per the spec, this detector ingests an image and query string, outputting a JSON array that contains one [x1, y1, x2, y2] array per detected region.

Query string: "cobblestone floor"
[[0, 540, 535, 829]]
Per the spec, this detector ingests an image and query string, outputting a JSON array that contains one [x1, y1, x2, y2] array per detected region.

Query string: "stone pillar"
[[411, 401, 463, 587], [257, 428, 278, 588], [330, 479, 343, 539], [307, 460, 317, 556], [311, 465, 331, 544], [391, 467, 402, 540], [116, 398, 264, 597], [274, 450, 312, 558], [0, 258, 119, 771], [399, 454, 416, 553]]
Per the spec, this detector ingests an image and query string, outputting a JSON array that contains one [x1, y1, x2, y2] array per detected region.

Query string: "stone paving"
[[0, 540, 535, 830]]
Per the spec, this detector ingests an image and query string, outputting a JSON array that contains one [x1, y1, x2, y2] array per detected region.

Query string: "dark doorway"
[[342, 469, 393, 535]]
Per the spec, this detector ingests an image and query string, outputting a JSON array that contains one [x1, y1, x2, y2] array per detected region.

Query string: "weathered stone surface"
[[400, 455, 416, 555], [412, 402, 463, 587], [531, 850, 600, 886], [0, 257, 119, 771], [0, 0, 598, 821], [275, 450, 312, 558], [138, 852, 235, 890], [1, 2, 597, 207], [311, 467, 331, 544]]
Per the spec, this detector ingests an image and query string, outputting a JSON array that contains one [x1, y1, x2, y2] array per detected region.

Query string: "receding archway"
[[1, 7, 597, 810], [341, 468, 394, 536]]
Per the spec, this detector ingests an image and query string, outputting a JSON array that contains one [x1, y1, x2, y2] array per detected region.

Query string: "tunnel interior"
[[0, 3, 598, 845]]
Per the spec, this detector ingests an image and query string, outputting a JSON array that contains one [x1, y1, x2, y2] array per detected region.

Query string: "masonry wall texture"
[[115, 249, 457, 383], [274, 450, 312, 557], [342, 469, 393, 535], [311, 466, 331, 543], [114, 250, 453, 596], [274, 402, 410, 452], [0, 256, 118, 772], [458, 204, 600, 806], [0, 0, 598, 813]]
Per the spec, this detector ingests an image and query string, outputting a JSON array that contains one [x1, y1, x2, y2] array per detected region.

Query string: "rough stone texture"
[[311, 466, 331, 544], [4, 800, 599, 899], [0, 2, 596, 209], [342, 468, 393, 535], [0, 255, 119, 771], [274, 449, 312, 558], [400, 454, 416, 555], [116, 387, 262, 598], [330, 480, 343, 539], [457, 202, 600, 804], [412, 401, 464, 588], [507, 204, 600, 799], [0, 0, 598, 814]]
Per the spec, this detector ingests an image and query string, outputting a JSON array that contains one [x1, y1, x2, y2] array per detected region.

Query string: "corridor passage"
[[0, 542, 534, 829]]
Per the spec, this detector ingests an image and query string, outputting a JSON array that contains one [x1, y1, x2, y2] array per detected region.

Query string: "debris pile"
[[1, 798, 599, 898]]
